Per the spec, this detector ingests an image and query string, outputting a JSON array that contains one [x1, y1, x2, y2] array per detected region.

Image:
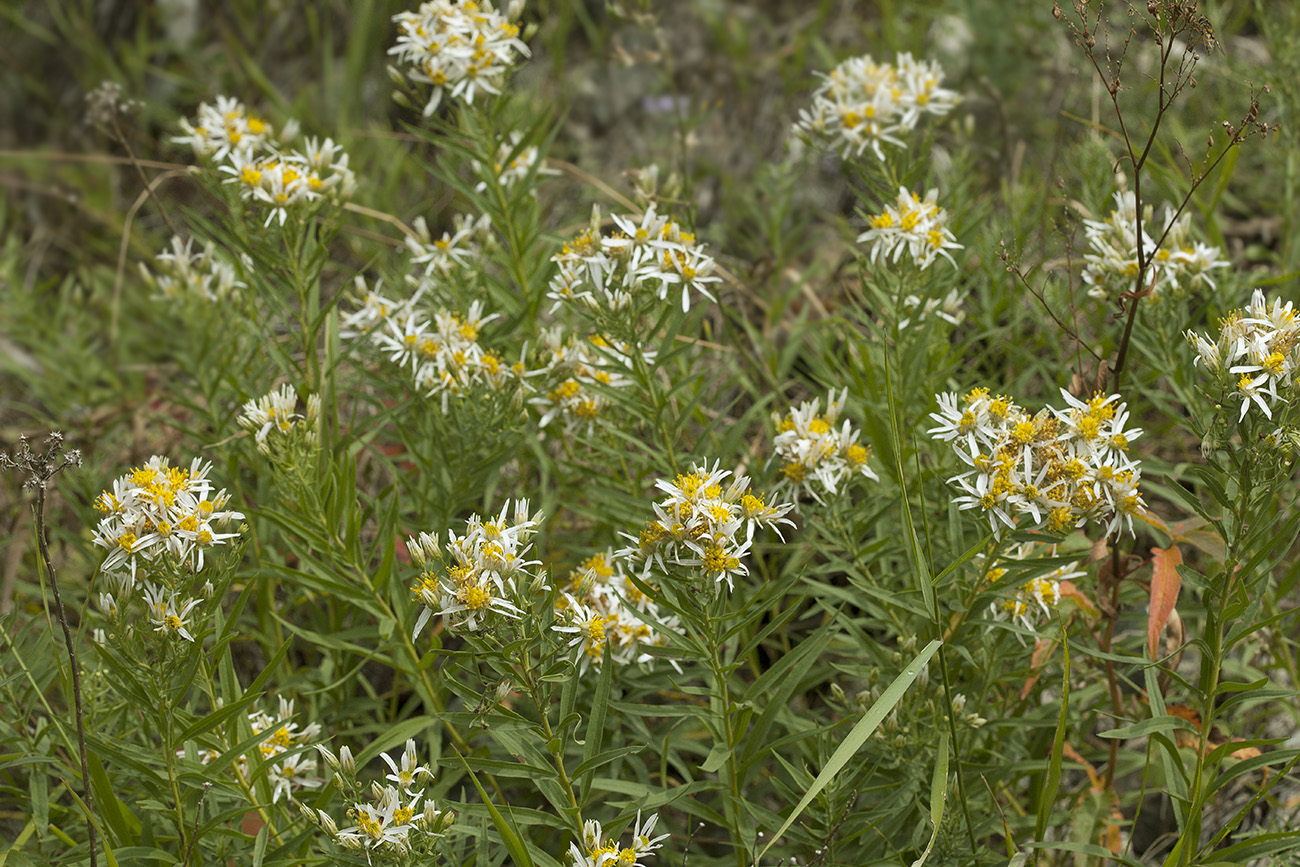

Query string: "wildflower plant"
[[793, 52, 959, 161], [10, 2, 1300, 867]]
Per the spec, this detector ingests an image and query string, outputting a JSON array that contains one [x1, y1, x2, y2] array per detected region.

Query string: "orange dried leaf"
[[1058, 580, 1099, 617], [1148, 544, 1184, 659]]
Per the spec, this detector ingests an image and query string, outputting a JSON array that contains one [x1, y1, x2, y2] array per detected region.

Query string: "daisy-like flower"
[[380, 738, 435, 796], [979, 542, 1085, 637], [346, 279, 533, 414], [619, 460, 795, 591], [238, 384, 320, 455], [408, 499, 543, 637], [772, 388, 879, 502], [531, 329, 653, 437], [173, 95, 275, 162], [140, 235, 244, 303], [92, 456, 244, 585], [551, 550, 680, 675], [310, 736, 447, 862], [1082, 191, 1229, 303], [142, 582, 202, 641], [898, 288, 967, 330], [405, 213, 491, 282], [857, 187, 963, 271], [927, 386, 1146, 538], [570, 812, 670, 867], [1186, 289, 1300, 423], [388, 0, 530, 116], [547, 204, 723, 315], [792, 52, 959, 161], [474, 131, 557, 193], [180, 697, 324, 803]]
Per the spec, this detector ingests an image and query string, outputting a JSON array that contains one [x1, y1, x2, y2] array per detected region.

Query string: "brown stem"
[[34, 485, 98, 867]]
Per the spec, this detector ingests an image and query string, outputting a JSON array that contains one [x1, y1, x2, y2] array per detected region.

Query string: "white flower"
[[792, 52, 958, 161], [1081, 191, 1228, 302], [141, 236, 243, 302], [570, 812, 670, 867], [772, 388, 879, 502], [409, 500, 542, 637], [92, 456, 244, 579], [857, 187, 963, 271], [389, 0, 530, 115], [238, 384, 319, 454], [620, 460, 795, 590], [380, 738, 435, 795], [173, 95, 273, 161], [1186, 289, 1300, 424], [142, 583, 202, 642], [928, 387, 1145, 538]]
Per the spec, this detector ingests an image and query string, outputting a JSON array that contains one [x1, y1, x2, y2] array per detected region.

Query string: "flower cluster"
[[532, 329, 651, 436], [140, 236, 243, 303], [174, 96, 356, 227], [981, 543, 1084, 634], [569, 813, 669, 867], [388, 0, 530, 115], [621, 461, 795, 590], [553, 550, 679, 674], [308, 739, 449, 859], [1187, 289, 1300, 422], [772, 388, 878, 502], [1082, 191, 1228, 302], [407, 500, 544, 637], [899, 288, 967, 330], [183, 697, 322, 803], [857, 187, 963, 271], [548, 204, 723, 314], [238, 384, 320, 456], [474, 131, 556, 193], [793, 52, 959, 161], [344, 282, 528, 412], [92, 456, 244, 584], [405, 213, 491, 282], [928, 387, 1145, 537]]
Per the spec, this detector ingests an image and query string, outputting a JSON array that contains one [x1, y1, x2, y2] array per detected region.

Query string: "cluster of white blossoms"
[[548, 204, 723, 314], [899, 288, 967, 330], [621, 461, 795, 590], [93, 456, 244, 585], [308, 739, 449, 858], [553, 550, 679, 674], [474, 131, 556, 193], [772, 388, 879, 502], [569, 813, 670, 867], [979, 543, 1084, 635], [174, 96, 356, 227], [389, 0, 530, 115], [1082, 191, 1228, 303], [140, 236, 243, 303], [793, 52, 959, 161], [407, 500, 544, 637], [182, 697, 322, 804], [857, 187, 963, 271], [532, 329, 651, 436], [343, 281, 528, 412], [238, 384, 320, 456], [1187, 289, 1300, 423], [405, 213, 491, 282], [928, 387, 1146, 537]]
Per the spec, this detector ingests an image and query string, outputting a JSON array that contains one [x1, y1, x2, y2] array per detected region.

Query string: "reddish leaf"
[[1058, 580, 1099, 617], [1148, 545, 1184, 659]]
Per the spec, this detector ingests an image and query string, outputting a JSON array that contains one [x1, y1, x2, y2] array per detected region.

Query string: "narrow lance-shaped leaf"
[[1148, 544, 1183, 659]]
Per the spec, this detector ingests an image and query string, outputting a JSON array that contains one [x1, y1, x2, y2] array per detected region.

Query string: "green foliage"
[[3, 2, 1300, 867]]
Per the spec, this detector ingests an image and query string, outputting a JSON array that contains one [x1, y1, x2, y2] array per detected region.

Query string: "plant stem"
[[34, 485, 99, 867]]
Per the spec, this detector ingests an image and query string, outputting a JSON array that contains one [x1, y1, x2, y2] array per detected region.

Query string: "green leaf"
[[1097, 714, 1198, 740], [911, 731, 949, 867], [756, 638, 942, 861], [454, 748, 537, 867], [1036, 629, 1069, 841]]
